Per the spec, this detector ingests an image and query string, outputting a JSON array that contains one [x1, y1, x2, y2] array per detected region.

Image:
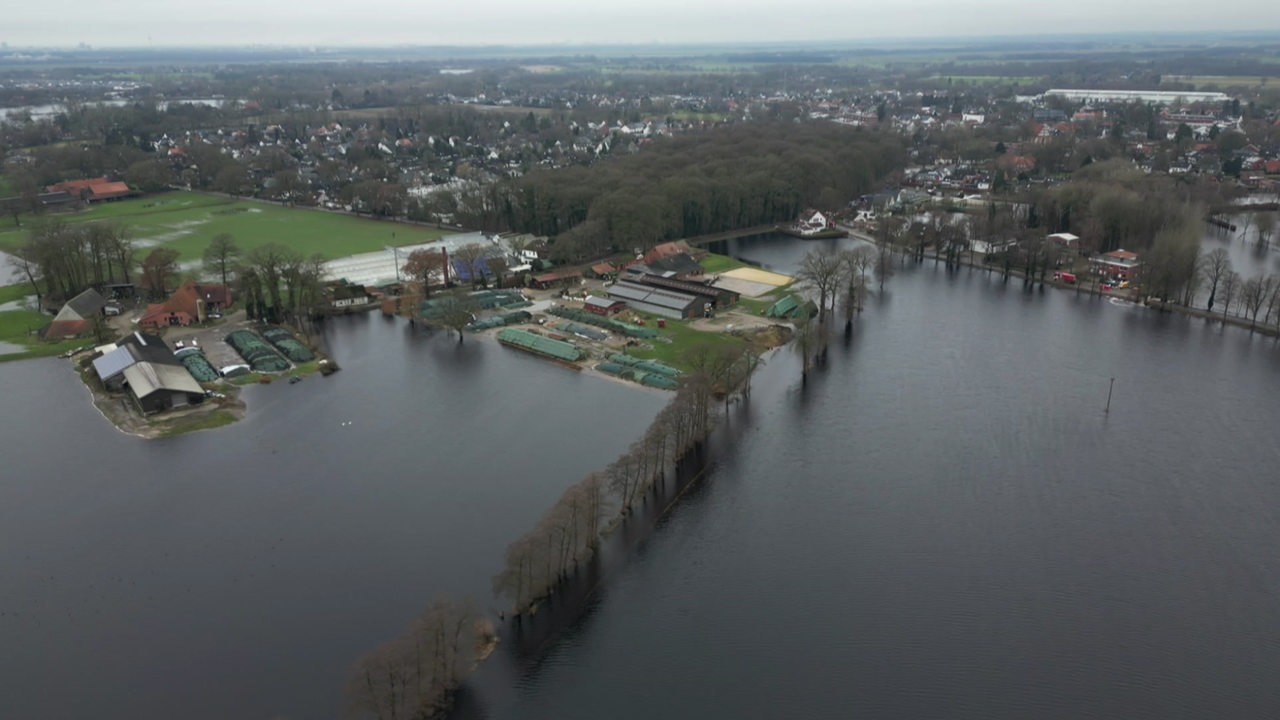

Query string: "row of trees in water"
[[344, 344, 758, 719], [490, 345, 756, 614]]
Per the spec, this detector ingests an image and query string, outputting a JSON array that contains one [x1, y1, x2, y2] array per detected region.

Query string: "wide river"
[[0, 315, 667, 719], [455, 233, 1280, 720]]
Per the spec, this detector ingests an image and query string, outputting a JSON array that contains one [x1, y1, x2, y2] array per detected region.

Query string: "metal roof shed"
[[606, 281, 705, 320]]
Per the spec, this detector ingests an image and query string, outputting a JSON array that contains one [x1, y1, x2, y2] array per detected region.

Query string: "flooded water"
[[0, 315, 665, 720], [456, 234, 1280, 720], [0, 251, 23, 285], [0, 98, 225, 122], [7, 233, 1280, 719]]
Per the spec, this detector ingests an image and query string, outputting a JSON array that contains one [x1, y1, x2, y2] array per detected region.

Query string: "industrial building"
[[1044, 89, 1229, 105]]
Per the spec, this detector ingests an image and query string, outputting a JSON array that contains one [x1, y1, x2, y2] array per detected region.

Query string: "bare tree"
[[794, 248, 843, 322], [1201, 247, 1232, 311], [1255, 211, 1276, 248], [202, 233, 239, 287], [428, 290, 477, 343], [140, 247, 181, 299], [244, 242, 297, 317], [1219, 270, 1241, 324], [345, 597, 488, 720], [1241, 276, 1275, 330], [452, 243, 489, 288], [838, 247, 873, 331], [1264, 277, 1280, 329], [401, 249, 446, 298], [873, 236, 896, 293]]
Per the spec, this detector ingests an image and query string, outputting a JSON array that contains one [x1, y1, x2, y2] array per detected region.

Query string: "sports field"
[[0, 192, 454, 261]]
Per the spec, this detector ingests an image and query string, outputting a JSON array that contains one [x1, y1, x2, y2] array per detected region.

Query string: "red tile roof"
[[46, 177, 109, 193], [88, 181, 131, 199], [44, 319, 88, 339]]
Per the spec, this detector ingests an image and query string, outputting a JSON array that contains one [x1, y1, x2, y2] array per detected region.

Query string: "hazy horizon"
[[4, 1, 1280, 50]]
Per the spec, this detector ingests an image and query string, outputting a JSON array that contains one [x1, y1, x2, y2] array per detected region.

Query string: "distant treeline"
[[456, 122, 904, 261]]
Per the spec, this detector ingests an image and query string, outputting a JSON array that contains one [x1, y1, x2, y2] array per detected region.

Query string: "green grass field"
[[620, 312, 748, 372], [927, 74, 1046, 85], [698, 252, 749, 274], [1161, 75, 1278, 88], [0, 282, 81, 362], [0, 192, 454, 262]]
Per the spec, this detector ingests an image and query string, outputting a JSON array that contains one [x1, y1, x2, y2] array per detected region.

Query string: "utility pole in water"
[[1105, 377, 1115, 413]]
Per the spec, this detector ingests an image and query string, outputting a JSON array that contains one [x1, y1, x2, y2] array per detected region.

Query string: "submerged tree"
[[345, 597, 490, 720], [1200, 247, 1232, 311], [838, 246, 873, 331], [794, 248, 843, 322], [428, 290, 477, 343]]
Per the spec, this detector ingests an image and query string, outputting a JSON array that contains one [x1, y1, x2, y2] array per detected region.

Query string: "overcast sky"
[[4, 0, 1279, 48]]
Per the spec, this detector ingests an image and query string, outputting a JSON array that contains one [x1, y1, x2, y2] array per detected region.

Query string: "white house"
[[792, 208, 831, 236]]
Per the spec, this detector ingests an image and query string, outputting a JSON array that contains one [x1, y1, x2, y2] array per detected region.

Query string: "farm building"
[[91, 332, 182, 391], [44, 288, 108, 339], [631, 274, 739, 309], [589, 262, 617, 279], [530, 270, 583, 290], [583, 296, 626, 316], [606, 281, 709, 320], [123, 362, 205, 415]]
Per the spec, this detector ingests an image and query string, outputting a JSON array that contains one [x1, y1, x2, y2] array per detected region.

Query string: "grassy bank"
[[0, 191, 454, 259], [621, 315, 750, 372], [157, 409, 239, 437], [0, 283, 83, 362]]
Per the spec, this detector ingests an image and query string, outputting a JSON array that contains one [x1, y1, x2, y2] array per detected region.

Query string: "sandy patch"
[[721, 267, 793, 286], [712, 276, 775, 298]]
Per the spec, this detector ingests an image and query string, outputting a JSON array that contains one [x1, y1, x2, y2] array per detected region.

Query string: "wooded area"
[[449, 122, 905, 262]]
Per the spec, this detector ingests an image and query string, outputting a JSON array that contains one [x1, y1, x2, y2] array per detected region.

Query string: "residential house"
[[1090, 249, 1142, 279], [791, 208, 832, 236], [44, 288, 108, 339], [138, 280, 232, 328]]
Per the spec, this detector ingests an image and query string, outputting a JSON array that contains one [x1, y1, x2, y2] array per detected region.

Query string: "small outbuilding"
[[1048, 232, 1080, 249], [44, 288, 108, 339]]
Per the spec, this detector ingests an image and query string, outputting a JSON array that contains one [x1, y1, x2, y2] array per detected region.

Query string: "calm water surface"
[[460, 234, 1280, 720], [0, 315, 665, 719]]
